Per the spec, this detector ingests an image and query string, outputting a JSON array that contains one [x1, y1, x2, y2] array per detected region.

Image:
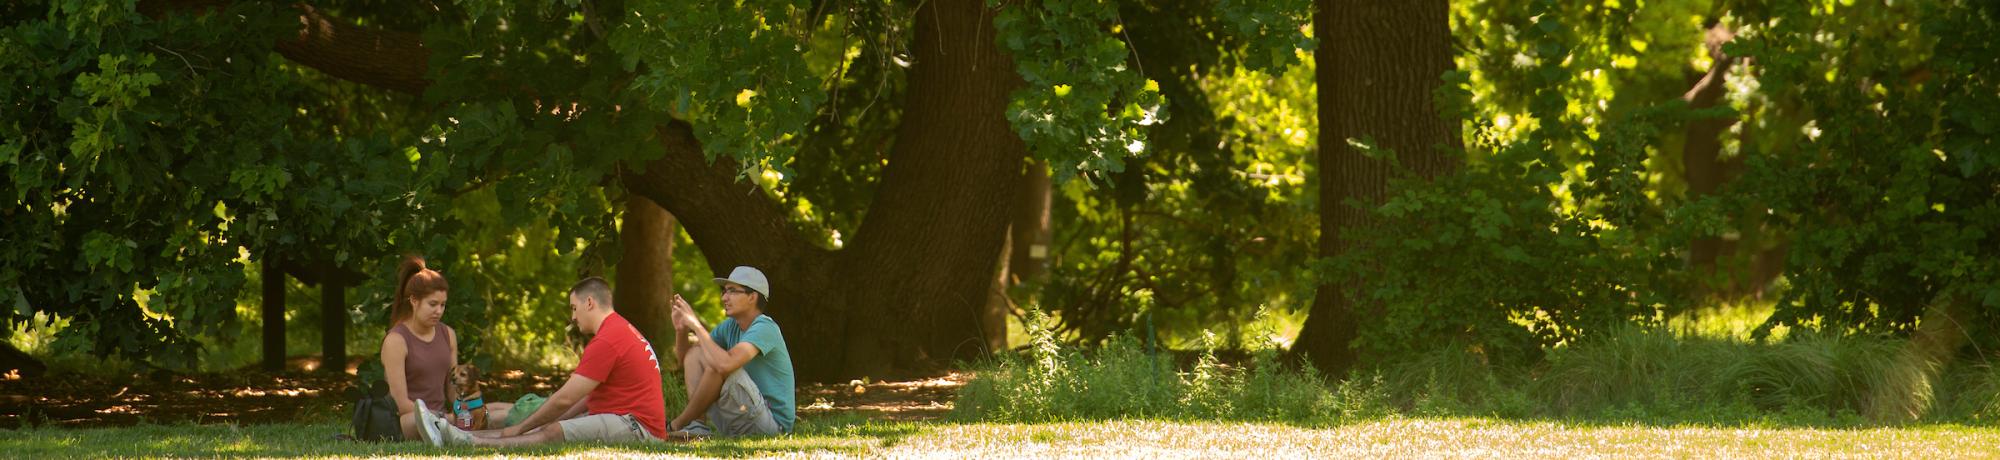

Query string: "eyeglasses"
[[723, 287, 754, 296]]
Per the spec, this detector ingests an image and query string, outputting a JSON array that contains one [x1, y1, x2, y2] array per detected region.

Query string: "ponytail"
[[390, 255, 448, 326]]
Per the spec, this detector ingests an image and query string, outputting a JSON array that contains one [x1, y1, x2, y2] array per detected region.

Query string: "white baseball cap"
[[712, 266, 770, 299]]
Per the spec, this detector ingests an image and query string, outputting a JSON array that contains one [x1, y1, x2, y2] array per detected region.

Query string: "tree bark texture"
[[1294, 0, 1465, 376], [615, 194, 678, 356], [835, 0, 1026, 375], [138, 1, 428, 95], [272, 4, 430, 95]]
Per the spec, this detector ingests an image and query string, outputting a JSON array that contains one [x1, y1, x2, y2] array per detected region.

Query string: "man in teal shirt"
[[667, 266, 795, 437]]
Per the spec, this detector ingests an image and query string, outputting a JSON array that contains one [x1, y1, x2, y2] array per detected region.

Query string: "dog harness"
[[454, 395, 485, 426]]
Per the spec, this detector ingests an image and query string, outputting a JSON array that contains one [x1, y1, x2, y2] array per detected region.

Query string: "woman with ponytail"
[[379, 256, 459, 440]]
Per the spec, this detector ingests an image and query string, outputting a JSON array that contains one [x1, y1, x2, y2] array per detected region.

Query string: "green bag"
[[502, 393, 547, 428]]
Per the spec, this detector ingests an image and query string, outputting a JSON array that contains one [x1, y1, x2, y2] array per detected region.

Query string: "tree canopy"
[[3, 0, 1996, 388]]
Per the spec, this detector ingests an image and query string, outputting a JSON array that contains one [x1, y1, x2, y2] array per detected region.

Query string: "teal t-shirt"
[[711, 315, 796, 432]]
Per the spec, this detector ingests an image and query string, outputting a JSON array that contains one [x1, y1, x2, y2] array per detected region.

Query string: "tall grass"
[[1373, 345, 1535, 417], [1409, 327, 2000, 424], [953, 309, 1367, 425], [1935, 362, 2000, 422], [956, 316, 2000, 426], [1537, 327, 1901, 421]]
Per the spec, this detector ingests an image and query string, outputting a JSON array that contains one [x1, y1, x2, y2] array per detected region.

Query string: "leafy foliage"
[[1033, 0, 1319, 348], [5, 0, 1997, 386], [0, 1, 444, 366], [3, 0, 1191, 372], [1325, 0, 1710, 363], [1724, 0, 2000, 339], [1322, 0, 2000, 365], [991, 0, 1166, 181], [1213, 0, 1313, 71], [0, 0, 629, 368], [610, 0, 826, 177]]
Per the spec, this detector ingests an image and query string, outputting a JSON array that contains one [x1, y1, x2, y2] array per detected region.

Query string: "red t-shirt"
[[573, 312, 666, 438]]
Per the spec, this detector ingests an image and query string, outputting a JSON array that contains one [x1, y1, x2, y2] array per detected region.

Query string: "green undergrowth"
[[955, 313, 2000, 427]]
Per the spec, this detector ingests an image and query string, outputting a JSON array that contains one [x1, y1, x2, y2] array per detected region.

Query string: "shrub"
[[954, 309, 1340, 425]]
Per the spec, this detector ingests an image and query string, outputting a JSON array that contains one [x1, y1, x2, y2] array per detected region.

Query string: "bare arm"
[[381, 333, 416, 415], [501, 373, 600, 436], [670, 295, 705, 363], [688, 327, 760, 375], [671, 301, 758, 374], [671, 323, 693, 364], [559, 395, 590, 420], [445, 327, 460, 424]]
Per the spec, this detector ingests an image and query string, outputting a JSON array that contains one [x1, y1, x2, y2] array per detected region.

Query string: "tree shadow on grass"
[[0, 416, 930, 458]]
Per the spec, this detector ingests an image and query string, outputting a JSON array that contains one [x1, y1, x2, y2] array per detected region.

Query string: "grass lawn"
[[6, 414, 1995, 458]]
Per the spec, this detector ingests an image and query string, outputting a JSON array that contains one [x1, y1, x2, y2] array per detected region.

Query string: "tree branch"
[[621, 121, 825, 277], [140, 1, 431, 95], [272, 4, 430, 95], [145, 0, 819, 262]]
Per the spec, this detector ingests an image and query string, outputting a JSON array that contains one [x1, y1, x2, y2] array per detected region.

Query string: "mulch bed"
[[0, 357, 965, 429]]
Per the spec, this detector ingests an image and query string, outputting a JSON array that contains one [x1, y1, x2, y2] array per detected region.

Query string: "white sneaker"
[[433, 417, 474, 446], [414, 400, 443, 447]]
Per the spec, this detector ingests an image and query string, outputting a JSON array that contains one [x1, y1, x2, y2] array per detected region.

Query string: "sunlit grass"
[[4, 418, 1994, 458]]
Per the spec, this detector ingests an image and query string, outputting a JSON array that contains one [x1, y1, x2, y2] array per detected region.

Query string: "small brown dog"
[[446, 363, 489, 431]]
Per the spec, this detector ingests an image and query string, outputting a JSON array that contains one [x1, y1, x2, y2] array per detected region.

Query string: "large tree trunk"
[[1679, 23, 1786, 300], [615, 195, 678, 354], [280, 256, 363, 372], [1009, 162, 1054, 284], [629, 0, 1024, 381], [836, 0, 1025, 375], [261, 256, 286, 372], [165, 0, 1020, 382], [982, 161, 1054, 353], [321, 280, 346, 373], [625, 122, 846, 379], [1683, 22, 1745, 289], [1293, 0, 1464, 376]]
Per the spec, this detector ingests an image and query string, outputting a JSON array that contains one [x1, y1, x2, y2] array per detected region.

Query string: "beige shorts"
[[557, 413, 658, 443], [684, 370, 782, 437]]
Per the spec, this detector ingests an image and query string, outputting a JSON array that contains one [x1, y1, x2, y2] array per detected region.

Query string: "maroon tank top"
[[391, 323, 453, 413]]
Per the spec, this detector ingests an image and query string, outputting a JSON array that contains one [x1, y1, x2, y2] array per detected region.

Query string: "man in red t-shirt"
[[415, 277, 666, 447]]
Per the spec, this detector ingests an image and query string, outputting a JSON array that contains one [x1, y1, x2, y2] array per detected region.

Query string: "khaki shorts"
[[558, 413, 658, 443], [684, 370, 782, 437]]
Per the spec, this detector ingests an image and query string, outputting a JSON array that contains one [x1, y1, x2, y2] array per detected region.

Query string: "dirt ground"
[[0, 357, 965, 429]]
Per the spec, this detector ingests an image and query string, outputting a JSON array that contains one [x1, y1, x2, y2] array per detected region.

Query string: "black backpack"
[[349, 379, 403, 441]]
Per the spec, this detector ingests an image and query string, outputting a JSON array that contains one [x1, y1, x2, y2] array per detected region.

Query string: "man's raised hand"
[[671, 295, 699, 331]]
